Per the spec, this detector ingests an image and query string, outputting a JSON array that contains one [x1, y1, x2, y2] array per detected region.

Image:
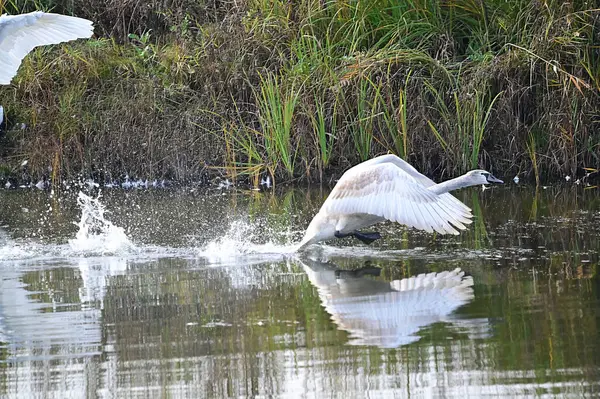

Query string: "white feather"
[[0, 11, 94, 85]]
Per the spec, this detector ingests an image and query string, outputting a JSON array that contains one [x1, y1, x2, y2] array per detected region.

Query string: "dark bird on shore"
[[0, 11, 94, 85], [297, 154, 503, 250]]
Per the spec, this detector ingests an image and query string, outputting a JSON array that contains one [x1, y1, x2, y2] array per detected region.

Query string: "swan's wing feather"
[[360, 154, 435, 185], [391, 268, 474, 303], [364, 154, 471, 212], [324, 163, 472, 234], [0, 12, 94, 84]]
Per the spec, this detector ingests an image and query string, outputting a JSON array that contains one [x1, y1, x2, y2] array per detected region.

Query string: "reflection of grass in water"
[[470, 192, 488, 249], [529, 187, 540, 221], [246, 189, 303, 242], [493, 267, 599, 371], [455, 192, 490, 250]]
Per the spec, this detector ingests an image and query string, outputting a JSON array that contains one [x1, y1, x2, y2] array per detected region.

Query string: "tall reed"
[[255, 72, 302, 179], [425, 77, 503, 173], [306, 92, 337, 181]]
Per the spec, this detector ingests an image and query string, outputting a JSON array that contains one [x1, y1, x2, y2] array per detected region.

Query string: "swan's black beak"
[[487, 174, 503, 184]]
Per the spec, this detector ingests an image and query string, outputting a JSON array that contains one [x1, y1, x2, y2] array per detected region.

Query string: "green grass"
[[305, 92, 337, 181], [0, 0, 598, 184], [255, 72, 302, 180], [348, 77, 379, 162]]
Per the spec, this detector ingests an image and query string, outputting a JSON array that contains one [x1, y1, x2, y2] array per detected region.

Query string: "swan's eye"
[[482, 172, 489, 178]]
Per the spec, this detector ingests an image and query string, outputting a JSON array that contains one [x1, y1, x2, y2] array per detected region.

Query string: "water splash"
[[0, 242, 34, 260], [68, 192, 136, 255], [197, 219, 297, 265]]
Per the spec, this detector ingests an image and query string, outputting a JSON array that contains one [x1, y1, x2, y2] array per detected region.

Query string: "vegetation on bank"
[[0, 0, 598, 186]]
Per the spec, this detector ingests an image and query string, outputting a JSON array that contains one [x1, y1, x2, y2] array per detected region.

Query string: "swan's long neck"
[[428, 174, 475, 195]]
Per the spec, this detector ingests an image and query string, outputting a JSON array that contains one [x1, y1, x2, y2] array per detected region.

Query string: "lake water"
[[0, 184, 598, 398]]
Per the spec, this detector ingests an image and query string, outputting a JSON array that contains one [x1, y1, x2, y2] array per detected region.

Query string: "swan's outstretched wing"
[[324, 162, 472, 234], [364, 154, 471, 212], [0, 12, 94, 84]]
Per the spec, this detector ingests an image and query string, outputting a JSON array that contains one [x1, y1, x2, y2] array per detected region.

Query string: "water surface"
[[0, 185, 598, 398]]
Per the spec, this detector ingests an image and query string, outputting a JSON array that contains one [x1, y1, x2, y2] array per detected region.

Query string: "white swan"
[[0, 11, 94, 85], [298, 154, 502, 249]]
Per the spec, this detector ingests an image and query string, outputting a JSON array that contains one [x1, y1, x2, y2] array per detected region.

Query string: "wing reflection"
[[299, 257, 486, 348]]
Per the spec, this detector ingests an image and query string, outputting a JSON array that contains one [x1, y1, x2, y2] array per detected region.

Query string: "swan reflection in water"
[[299, 257, 490, 348]]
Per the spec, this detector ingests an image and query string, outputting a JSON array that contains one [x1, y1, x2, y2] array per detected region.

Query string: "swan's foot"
[[335, 266, 382, 278], [335, 230, 382, 245], [353, 231, 382, 245], [334, 231, 353, 239], [354, 266, 382, 277]]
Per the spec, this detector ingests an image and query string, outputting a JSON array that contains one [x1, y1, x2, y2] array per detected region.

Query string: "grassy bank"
[[0, 0, 598, 186]]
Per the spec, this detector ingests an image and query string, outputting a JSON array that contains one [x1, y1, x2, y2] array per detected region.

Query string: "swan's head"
[[296, 213, 337, 251], [465, 170, 503, 185]]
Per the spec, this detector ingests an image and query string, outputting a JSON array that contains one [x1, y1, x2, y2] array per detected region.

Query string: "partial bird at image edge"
[[0, 11, 94, 85]]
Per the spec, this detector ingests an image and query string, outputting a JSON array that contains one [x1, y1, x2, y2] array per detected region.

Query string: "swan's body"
[[298, 154, 502, 249], [0, 11, 94, 85], [299, 258, 484, 347]]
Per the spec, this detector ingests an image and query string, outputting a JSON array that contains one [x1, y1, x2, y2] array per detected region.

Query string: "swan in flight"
[[298, 154, 502, 249], [299, 258, 485, 347], [0, 11, 94, 85]]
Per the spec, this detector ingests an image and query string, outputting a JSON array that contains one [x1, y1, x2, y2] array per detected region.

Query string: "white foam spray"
[[197, 219, 297, 265], [68, 192, 136, 255]]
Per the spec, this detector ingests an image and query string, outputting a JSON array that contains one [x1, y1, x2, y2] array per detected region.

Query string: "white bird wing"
[[324, 162, 472, 234], [363, 154, 471, 212], [0, 12, 94, 84]]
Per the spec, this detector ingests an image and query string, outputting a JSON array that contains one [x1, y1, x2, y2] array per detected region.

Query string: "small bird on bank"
[[297, 154, 503, 250], [0, 11, 94, 85]]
